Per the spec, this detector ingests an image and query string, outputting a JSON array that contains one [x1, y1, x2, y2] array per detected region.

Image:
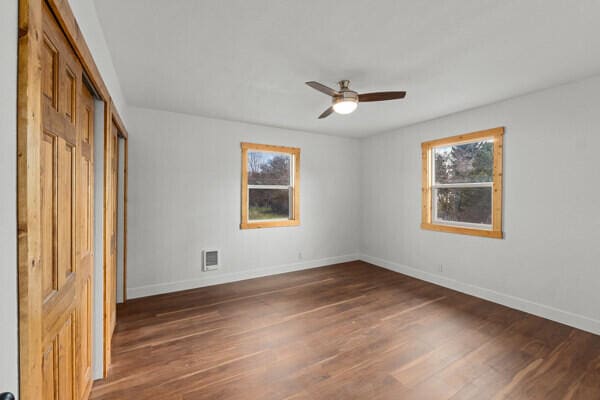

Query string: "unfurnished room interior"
[[2, 1, 600, 399]]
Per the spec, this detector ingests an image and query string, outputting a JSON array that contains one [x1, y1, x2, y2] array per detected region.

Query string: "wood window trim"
[[240, 142, 300, 229], [421, 127, 504, 239]]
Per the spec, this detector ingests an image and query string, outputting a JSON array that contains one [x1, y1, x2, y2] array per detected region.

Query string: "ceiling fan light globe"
[[332, 99, 358, 115]]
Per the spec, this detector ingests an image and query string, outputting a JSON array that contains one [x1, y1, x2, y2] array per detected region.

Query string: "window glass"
[[249, 188, 290, 220], [248, 151, 291, 186], [434, 140, 493, 184], [435, 187, 492, 225]]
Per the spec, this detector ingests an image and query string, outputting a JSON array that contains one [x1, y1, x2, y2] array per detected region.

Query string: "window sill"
[[241, 219, 300, 230], [421, 223, 503, 239]]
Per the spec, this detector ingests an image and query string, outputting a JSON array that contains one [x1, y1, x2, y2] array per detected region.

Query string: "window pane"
[[248, 151, 291, 185], [249, 188, 290, 220], [436, 187, 492, 225], [434, 140, 493, 184]]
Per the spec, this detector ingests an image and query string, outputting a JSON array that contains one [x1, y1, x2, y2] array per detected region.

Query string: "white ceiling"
[[94, 0, 600, 137]]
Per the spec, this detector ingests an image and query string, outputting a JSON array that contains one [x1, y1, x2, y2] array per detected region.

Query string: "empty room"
[[3, 1, 600, 399]]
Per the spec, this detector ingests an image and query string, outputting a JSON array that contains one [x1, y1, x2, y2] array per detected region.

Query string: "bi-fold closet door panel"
[[103, 119, 119, 372], [40, 3, 95, 399]]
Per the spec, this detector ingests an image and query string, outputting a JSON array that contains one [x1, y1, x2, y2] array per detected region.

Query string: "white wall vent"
[[203, 250, 219, 271]]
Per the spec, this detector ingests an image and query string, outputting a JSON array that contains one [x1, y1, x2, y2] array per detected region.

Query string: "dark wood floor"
[[90, 261, 600, 400]]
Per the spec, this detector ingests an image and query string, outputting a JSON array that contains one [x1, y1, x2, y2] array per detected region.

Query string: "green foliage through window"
[[434, 141, 493, 184], [247, 151, 292, 221], [433, 140, 494, 226], [249, 189, 289, 220], [436, 188, 492, 224], [248, 152, 290, 185]]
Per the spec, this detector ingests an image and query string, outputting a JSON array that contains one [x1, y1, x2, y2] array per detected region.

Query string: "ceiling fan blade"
[[306, 81, 339, 97], [318, 106, 334, 119], [358, 91, 406, 102]]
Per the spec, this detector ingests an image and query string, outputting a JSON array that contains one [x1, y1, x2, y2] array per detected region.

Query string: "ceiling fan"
[[305, 80, 406, 119]]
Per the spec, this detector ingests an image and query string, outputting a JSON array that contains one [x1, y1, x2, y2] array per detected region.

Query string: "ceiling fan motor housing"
[[333, 90, 358, 105], [332, 90, 359, 114]]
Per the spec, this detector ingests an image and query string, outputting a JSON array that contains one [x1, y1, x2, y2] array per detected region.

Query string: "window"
[[421, 127, 504, 238], [241, 142, 300, 229]]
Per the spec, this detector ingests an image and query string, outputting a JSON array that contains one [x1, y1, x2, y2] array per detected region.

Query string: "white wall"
[[361, 74, 600, 335], [0, 0, 19, 396], [126, 107, 361, 298]]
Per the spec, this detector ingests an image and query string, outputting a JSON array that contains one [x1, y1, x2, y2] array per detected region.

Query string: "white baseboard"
[[360, 253, 600, 336], [127, 253, 360, 299]]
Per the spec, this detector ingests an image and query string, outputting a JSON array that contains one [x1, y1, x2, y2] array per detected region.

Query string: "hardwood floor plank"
[[91, 261, 600, 400]]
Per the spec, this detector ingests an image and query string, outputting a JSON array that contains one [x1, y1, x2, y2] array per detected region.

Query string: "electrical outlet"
[[438, 264, 444, 273]]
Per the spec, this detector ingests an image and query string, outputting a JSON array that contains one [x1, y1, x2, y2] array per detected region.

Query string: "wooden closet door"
[[110, 127, 118, 336], [104, 120, 119, 372], [77, 83, 95, 399], [40, 3, 94, 399]]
